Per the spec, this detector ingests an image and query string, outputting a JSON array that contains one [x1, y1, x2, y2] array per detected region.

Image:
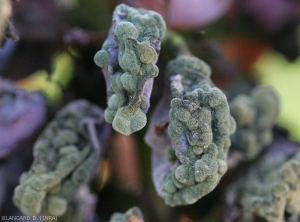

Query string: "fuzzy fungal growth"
[[0, 78, 47, 159], [13, 100, 110, 217], [145, 55, 236, 206], [94, 3, 166, 135], [109, 207, 144, 222], [229, 86, 279, 159], [229, 151, 300, 222]]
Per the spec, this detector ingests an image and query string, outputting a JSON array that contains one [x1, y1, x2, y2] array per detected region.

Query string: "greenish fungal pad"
[[230, 86, 280, 159], [109, 207, 144, 222], [228, 151, 300, 222], [145, 55, 236, 206], [13, 100, 109, 216], [94, 4, 166, 135]]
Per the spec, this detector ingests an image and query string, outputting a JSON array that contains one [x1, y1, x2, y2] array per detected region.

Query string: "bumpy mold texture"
[[229, 151, 300, 222], [229, 86, 279, 159], [13, 100, 110, 216], [109, 207, 144, 222], [145, 55, 236, 206], [94, 3, 166, 135], [0, 78, 47, 159]]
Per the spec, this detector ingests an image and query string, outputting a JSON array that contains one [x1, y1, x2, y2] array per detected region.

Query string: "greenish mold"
[[230, 86, 280, 159], [156, 55, 236, 206], [235, 151, 300, 222], [109, 206, 144, 222], [94, 4, 166, 135], [13, 100, 107, 216]]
